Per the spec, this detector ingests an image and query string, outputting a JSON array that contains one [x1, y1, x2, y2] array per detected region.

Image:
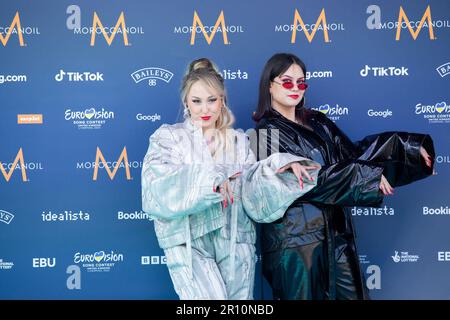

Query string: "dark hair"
[[253, 53, 307, 122]]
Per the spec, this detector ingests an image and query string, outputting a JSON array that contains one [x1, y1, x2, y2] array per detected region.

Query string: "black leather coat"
[[254, 108, 435, 299]]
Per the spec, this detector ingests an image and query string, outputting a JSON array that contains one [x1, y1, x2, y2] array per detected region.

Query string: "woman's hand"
[[215, 172, 241, 209], [379, 174, 394, 196], [277, 162, 320, 190], [420, 146, 432, 168]]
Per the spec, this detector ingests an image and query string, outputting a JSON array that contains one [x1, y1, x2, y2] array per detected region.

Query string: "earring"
[[183, 105, 191, 118]]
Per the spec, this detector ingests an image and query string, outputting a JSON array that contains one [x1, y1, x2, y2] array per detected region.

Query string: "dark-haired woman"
[[253, 53, 435, 300]]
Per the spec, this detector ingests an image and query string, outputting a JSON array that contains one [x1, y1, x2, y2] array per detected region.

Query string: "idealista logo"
[[131, 67, 174, 87], [360, 65, 408, 77], [366, 5, 450, 40], [220, 69, 249, 80], [174, 10, 244, 45], [367, 109, 393, 118], [1, 149, 43, 182], [76, 147, 142, 181], [423, 206, 450, 216], [436, 62, 450, 78], [311, 104, 349, 121], [65, 108, 114, 130], [391, 250, 419, 263], [74, 250, 123, 272], [415, 101, 450, 124], [18, 114, 43, 125], [141, 255, 167, 265], [0, 259, 14, 270], [66, 5, 144, 46], [351, 205, 395, 216], [55, 70, 104, 82], [0, 210, 14, 224], [0, 11, 40, 46], [42, 210, 90, 222], [274, 8, 345, 43]]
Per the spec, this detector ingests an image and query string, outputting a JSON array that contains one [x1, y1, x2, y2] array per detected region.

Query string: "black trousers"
[[262, 235, 365, 300]]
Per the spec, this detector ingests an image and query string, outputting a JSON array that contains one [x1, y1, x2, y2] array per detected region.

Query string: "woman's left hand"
[[420, 146, 433, 168], [277, 162, 320, 190]]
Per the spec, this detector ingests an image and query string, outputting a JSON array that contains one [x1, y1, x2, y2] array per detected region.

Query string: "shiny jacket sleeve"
[[354, 132, 435, 187], [256, 122, 384, 207], [241, 141, 321, 223], [141, 125, 235, 220]]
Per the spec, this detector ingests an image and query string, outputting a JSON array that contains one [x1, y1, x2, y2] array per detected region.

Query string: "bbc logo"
[[141, 255, 166, 265]]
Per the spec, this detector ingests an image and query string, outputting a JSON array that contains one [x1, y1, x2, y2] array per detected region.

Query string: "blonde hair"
[[181, 58, 236, 162]]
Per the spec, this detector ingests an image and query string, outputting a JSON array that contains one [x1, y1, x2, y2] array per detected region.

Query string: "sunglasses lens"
[[298, 83, 308, 90], [282, 82, 294, 89]]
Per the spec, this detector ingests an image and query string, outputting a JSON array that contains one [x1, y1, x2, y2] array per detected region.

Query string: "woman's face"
[[269, 63, 306, 110], [186, 80, 223, 131]]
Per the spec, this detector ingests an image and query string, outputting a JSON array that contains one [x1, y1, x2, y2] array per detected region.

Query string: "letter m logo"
[[396, 5, 435, 40], [190, 10, 229, 45], [0, 12, 25, 46], [291, 8, 330, 43], [0, 148, 27, 182], [93, 146, 131, 180], [90, 12, 129, 46]]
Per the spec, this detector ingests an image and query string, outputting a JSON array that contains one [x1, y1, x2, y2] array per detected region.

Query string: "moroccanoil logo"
[[396, 6, 435, 40], [76, 147, 142, 181], [275, 8, 345, 43], [90, 12, 129, 46], [66, 6, 144, 46], [93, 147, 130, 180], [174, 11, 244, 45], [0, 149, 27, 182], [0, 12, 24, 46], [366, 5, 449, 40]]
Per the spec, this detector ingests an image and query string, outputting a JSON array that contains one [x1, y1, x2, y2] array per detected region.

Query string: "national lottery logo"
[[131, 67, 173, 87], [391, 251, 419, 263], [311, 104, 349, 122], [0, 210, 14, 224], [0, 258, 14, 270], [415, 101, 450, 124], [65, 108, 114, 130], [55, 70, 104, 82], [74, 250, 123, 272], [360, 65, 408, 77]]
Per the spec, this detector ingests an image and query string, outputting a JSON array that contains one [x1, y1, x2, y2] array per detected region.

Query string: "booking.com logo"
[[0, 74, 27, 84], [55, 70, 104, 82]]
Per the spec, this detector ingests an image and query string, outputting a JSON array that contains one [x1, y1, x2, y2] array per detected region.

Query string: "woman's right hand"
[[214, 172, 242, 209], [379, 174, 394, 196]]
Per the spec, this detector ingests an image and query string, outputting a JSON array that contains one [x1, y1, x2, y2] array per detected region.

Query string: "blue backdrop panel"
[[0, 0, 449, 299]]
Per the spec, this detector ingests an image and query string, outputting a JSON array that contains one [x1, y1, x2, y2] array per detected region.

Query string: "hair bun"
[[188, 58, 221, 75]]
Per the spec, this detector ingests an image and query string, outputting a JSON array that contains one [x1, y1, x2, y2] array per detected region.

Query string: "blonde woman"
[[141, 58, 321, 300]]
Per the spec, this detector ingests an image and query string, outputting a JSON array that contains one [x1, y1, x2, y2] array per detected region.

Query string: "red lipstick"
[[201, 116, 211, 121], [288, 95, 300, 99]]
